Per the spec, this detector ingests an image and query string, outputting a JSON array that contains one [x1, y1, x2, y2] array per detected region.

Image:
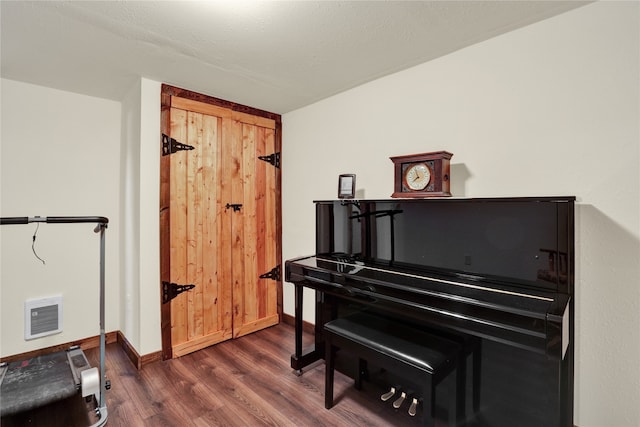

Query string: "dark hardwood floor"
[[3, 323, 433, 426], [101, 322, 429, 426]]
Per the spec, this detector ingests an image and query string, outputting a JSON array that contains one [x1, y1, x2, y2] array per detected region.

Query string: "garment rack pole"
[[97, 222, 107, 412]]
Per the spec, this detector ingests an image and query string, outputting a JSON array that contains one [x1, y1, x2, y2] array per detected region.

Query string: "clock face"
[[404, 163, 431, 191]]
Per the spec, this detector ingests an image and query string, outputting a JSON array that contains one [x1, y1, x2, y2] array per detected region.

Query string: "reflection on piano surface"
[[286, 197, 575, 427]]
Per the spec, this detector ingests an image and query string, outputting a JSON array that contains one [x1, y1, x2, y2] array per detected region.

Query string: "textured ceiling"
[[1, 1, 589, 114]]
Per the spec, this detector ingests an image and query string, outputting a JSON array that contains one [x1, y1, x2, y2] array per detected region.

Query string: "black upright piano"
[[286, 197, 574, 427]]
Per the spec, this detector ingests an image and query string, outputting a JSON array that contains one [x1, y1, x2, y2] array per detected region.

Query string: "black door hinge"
[[258, 152, 280, 169], [162, 281, 196, 304], [162, 133, 195, 156], [259, 265, 281, 281]]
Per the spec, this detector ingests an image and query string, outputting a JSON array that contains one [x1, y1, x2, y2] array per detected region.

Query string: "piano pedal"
[[408, 397, 419, 416], [392, 391, 407, 409], [380, 386, 396, 401]]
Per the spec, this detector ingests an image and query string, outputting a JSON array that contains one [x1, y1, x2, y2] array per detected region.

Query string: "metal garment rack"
[[0, 216, 109, 427]]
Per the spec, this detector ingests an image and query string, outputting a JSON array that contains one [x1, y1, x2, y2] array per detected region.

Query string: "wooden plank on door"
[[169, 107, 189, 349], [229, 118, 244, 336], [243, 124, 258, 326], [186, 111, 203, 340], [171, 97, 276, 129], [202, 114, 220, 336], [263, 127, 278, 319], [233, 123, 279, 338], [254, 126, 267, 321], [261, 126, 279, 328], [216, 116, 234, 340]]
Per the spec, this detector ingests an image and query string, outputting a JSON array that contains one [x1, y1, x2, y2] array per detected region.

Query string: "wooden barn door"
[[160, 87, 281, 359]]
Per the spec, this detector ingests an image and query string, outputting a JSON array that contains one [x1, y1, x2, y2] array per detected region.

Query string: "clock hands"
[[404, 164, 431, 190]]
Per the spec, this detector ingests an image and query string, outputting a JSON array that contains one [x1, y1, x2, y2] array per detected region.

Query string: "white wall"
[[137, 79, 162, 354], [120, 79, 142, 349], [282, 2, 639, 427], [119, 78, 162, 356], [0, 79, 121, 356]]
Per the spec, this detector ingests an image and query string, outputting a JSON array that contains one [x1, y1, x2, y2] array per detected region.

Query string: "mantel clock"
[[390, 151, 453, 198]]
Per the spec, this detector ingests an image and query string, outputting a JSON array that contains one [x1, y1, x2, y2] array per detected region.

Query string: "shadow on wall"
[[450, 163, 471, 197], [574, 202, 640, 425]]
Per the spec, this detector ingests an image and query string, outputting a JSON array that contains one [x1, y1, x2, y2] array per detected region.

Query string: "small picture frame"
[[338, 174, 356, 199]]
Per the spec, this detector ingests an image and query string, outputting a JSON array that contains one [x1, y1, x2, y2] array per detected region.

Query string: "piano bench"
[[324, 312, 462, 427]]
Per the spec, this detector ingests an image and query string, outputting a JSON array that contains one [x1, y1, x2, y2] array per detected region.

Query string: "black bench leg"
[[355, 358, 367, 390], [423, 374, 435, 427], [450, 369, 459, 427], [457, 355, 466, 421], [473, 340, 482, 412], [325, 338, 335, 409]]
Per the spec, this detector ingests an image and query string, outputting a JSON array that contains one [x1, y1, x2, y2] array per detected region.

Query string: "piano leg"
[[294, 283, 303, 359], [290, 283, 322, 373]]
